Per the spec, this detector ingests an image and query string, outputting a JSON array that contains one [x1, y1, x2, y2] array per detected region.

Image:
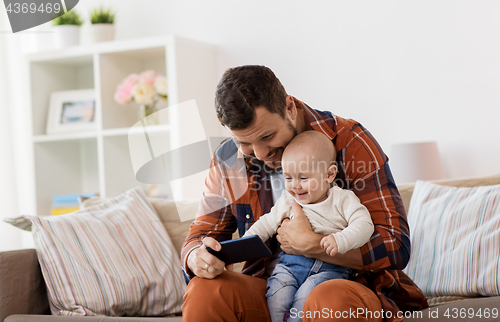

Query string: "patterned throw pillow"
[[404, 180, 500, 297], [4, 187, 185, 316]]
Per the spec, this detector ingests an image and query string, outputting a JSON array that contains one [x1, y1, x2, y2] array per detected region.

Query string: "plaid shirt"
[[182, 98, 427, 320]]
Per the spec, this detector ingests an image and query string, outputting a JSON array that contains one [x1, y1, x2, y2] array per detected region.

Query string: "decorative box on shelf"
[[51, 193, 98, 216]]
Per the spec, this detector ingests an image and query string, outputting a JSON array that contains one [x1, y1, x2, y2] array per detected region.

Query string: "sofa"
[[1, 173, 500, 322]]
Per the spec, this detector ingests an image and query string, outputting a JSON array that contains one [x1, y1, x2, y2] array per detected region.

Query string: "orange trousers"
[[182, 271, 383, 322]]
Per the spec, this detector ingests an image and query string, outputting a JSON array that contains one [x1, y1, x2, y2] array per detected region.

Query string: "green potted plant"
[[52, 9, 83, 48], [88, 7, 116, 43]]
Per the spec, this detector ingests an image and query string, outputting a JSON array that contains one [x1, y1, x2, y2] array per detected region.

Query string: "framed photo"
[[46, 89, 97, 134]]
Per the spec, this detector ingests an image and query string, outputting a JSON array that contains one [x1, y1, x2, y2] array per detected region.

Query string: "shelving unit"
[[26, 36, 220, 217]]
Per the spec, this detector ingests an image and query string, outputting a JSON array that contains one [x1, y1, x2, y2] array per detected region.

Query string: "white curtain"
[[0, 7, 34, 251]]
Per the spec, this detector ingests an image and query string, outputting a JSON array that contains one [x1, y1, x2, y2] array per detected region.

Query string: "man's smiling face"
[[229, 106, 298, 169]]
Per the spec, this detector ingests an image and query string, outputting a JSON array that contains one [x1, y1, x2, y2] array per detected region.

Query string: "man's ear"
[[326, 164, 338, 183], [285, 95, 297, 120]]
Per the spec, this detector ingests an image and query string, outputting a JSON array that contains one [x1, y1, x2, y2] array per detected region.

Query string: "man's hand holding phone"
[[187, 235, 272, 279], [187, 237, 233, 279]]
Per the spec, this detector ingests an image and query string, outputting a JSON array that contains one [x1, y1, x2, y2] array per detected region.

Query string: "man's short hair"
[[215, 65, 288, 130]]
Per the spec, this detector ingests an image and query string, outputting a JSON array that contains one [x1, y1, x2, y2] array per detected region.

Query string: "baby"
[[243, 130, 374, 322]]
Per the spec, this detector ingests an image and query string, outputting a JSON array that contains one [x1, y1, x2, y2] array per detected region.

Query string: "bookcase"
[[26, 36, 220, 217]]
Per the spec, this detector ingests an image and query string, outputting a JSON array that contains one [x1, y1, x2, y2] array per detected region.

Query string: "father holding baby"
[[181, 65, 428, 321]]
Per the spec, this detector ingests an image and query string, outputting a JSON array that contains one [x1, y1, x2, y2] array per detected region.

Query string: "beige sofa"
[[1, 173, 500, 322]]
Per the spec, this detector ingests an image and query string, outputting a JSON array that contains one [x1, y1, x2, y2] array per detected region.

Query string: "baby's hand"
[[320, 235, 338, 257]]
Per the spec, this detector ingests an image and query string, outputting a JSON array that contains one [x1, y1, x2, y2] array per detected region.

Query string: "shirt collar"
[[293, 97, 337, 141]]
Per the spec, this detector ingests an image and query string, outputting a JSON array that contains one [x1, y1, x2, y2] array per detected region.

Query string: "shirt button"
[[246, 214, 251, 219]]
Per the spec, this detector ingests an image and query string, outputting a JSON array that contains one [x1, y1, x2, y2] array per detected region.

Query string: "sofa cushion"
[[82, 196, 245, 272], [397, 173, 500, 214], [148, 198, 197, 256], [81, 197, 197, 257], [4, 188, 185, 317], [404, 180, 500, 298]]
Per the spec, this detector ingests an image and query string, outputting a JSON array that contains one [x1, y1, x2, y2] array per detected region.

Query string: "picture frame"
[[46, 89, 97, 134]]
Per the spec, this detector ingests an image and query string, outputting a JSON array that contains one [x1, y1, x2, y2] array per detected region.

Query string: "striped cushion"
[[4, 187, 185, 316], [403, 180, 500, 297]]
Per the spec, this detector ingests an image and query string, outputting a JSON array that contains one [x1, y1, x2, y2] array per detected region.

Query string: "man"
[[181, 65, 427, 322]]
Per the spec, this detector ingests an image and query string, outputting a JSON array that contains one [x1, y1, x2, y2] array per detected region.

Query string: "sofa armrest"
[[0, 249, 50, 321]]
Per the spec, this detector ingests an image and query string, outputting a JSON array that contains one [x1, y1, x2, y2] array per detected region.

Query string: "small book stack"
[[51, 193, 98, 216]]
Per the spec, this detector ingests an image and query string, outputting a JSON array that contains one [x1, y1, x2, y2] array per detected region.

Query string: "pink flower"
[[114, 70, 167, 106], [114, 73, 140, 105], [140, 70, 159, 86], [114, 83, 133, 104], [124, 73, 140, 85]]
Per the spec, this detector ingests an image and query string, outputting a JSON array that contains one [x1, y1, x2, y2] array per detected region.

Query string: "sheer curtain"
[[0, 7, 36, 251]]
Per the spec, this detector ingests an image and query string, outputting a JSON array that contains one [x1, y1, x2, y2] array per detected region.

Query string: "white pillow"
[[403, 180, 500, 297], [4, 187, 185, 316]]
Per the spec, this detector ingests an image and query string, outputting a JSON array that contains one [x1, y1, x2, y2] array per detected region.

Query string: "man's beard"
[[265, 119, 297, 169]]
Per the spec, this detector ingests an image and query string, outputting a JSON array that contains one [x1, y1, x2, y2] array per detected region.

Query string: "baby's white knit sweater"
[[243, 186, 374, 254]]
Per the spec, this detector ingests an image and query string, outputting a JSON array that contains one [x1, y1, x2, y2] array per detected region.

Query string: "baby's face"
[[282, 154, 331, 204]]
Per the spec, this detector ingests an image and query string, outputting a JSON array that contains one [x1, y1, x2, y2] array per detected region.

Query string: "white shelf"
[[102, 125, 171, 137], [31, 125, 170, 142], [27, 36, 171, 63], [26, 35, 220, 216], [33, 131, 98, 142]]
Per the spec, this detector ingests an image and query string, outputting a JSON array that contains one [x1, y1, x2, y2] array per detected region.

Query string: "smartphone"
[[206, 235, 272, 265]]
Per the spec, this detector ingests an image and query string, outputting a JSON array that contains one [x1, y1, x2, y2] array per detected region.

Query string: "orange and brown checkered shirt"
[[182, 97, 427, 320]]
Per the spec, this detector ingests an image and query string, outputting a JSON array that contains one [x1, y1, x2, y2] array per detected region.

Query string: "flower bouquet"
[[114, 70, 168, 122]]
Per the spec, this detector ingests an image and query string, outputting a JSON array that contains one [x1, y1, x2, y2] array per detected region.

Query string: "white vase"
[[138, 104, 159, 125], [53, 25, 80, 48], [88, 24, 115, 43]]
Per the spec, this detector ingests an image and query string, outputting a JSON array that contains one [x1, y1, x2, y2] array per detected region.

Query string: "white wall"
[[73, 0, 500, 179]]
